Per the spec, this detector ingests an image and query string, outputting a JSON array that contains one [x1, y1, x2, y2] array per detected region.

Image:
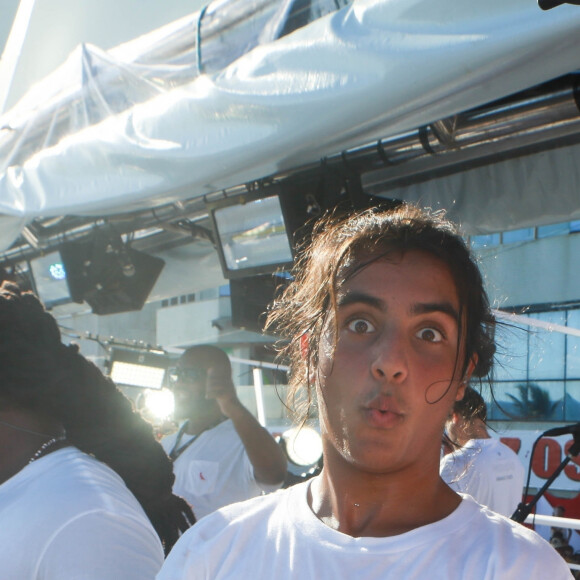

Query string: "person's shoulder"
[[36, 447, 149, 513], [206, 483, 293, 526], [494, 437, 523, 457], [459, 497, 572, 576], [159, 482, 309, 579], [182, 482, 303, 542], [440, 447, 470, 473]]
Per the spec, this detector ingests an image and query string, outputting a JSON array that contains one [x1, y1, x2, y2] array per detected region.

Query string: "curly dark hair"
[[0, 281, 195, 554], [266, 204, 496, 422]]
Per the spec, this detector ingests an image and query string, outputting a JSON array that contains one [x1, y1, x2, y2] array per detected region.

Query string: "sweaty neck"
[[309, 447, 460, 538]]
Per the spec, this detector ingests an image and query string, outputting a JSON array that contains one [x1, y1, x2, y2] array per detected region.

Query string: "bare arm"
[[206, 367, 287, 485]]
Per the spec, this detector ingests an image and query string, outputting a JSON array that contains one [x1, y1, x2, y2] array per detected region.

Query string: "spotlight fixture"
[[59, 226, 165, 315], [109, 348, 171, 389]]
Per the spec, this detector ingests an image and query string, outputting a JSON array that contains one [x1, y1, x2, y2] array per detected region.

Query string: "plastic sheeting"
[[1, 0, 580, 251]]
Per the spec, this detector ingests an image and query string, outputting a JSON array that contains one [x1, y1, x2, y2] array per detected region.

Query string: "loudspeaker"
[[230, 273, 291, 333], [59, 231, 165, 315]]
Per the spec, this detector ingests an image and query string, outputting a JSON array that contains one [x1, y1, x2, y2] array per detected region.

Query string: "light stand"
[[511, 431, 580, 523]]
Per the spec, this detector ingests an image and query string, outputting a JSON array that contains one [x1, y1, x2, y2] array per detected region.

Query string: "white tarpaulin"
[[1, 0, 580, 251]]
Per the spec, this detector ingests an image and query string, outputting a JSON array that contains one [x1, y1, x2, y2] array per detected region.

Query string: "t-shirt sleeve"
[[38, 509, 164, 580]]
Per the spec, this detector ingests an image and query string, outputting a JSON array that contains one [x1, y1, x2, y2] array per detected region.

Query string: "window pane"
[[493, 319, 528, 381], [564, 380, 580, 421], [528, 312, 566, 380], [489, 382, 520, 420], [533, 381, 565, 421], [502, 228, 534, 244], [470, 233, 500, 248], [491, 381, 564, 421], [566, 310, 580, 379], [537, 222, 570, 238]]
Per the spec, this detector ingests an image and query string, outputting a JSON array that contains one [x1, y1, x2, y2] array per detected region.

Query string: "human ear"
[[455, 355, 477, 401]]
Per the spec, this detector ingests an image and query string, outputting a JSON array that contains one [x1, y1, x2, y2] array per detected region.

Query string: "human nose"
[[370, 329, 408, 383]]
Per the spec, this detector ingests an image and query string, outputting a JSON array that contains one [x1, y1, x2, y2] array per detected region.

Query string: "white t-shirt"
[[440, 438, 525, 517], [161, 419, 280, 520], [0, 446, 164, 579], [158, 478, 572, 580]]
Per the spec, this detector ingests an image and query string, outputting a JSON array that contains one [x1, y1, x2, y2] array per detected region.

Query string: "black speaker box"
[[59, 239, 164, 315]]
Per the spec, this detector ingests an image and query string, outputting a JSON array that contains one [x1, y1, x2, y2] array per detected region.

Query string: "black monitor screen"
[[230, 273, 292, 333]]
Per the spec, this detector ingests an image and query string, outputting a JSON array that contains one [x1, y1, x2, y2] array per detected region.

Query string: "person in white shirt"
[[158, 205, 572, 579], [161, 345, 287, 519], [440, 386, 525, 517], [0, 281, 194, 579]]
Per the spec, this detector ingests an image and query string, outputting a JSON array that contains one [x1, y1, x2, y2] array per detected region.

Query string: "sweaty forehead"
[[337, 250, 461, 315], [341, 248, 457, 288]]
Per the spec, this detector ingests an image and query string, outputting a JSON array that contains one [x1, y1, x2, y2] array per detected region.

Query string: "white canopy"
[[1, 0, 580, 252]]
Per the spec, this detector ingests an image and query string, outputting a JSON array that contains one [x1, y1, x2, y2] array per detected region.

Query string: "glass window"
[[489, 382, 521, 420], [537, 222, 570, 238], [535, 381, 565, 421], [566, 310, 580, 379], [470, 233, 500, 248], [199, 288, 218, 300], [564, 380, 580, 421], [493, 319, 529, 381], [528, 312, 566, 381], [502, 228, 535, 244], [491, 381, 564, 421]]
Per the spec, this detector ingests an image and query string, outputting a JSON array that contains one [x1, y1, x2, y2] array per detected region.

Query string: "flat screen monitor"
[[230, 272, 292, 333], [29, 253, 72, 307], [209, 193, 294, 279]]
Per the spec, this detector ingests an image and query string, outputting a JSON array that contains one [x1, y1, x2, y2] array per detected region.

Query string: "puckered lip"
[[362, 396, 405, 428], [364, 394, 404, 415]]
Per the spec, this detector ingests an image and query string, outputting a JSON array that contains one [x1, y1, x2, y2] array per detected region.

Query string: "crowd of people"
[[0, 204, 574, 578]]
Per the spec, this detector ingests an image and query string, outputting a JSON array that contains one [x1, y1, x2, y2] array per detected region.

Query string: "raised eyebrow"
[[336, 293, 460, 323], [336, 291, 385, 311], [410, 302, 460, 324]]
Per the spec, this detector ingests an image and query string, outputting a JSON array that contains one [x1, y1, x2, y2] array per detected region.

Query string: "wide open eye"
[[347, 318, 376, 334], [416, 327, 444, 342]]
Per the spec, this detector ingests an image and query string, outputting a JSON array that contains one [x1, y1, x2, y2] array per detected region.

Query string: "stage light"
[[141, 388, 175, 421], [59, 226, 165, 315], [281, 426, 323, 466], [109, 348, 170, 390]]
